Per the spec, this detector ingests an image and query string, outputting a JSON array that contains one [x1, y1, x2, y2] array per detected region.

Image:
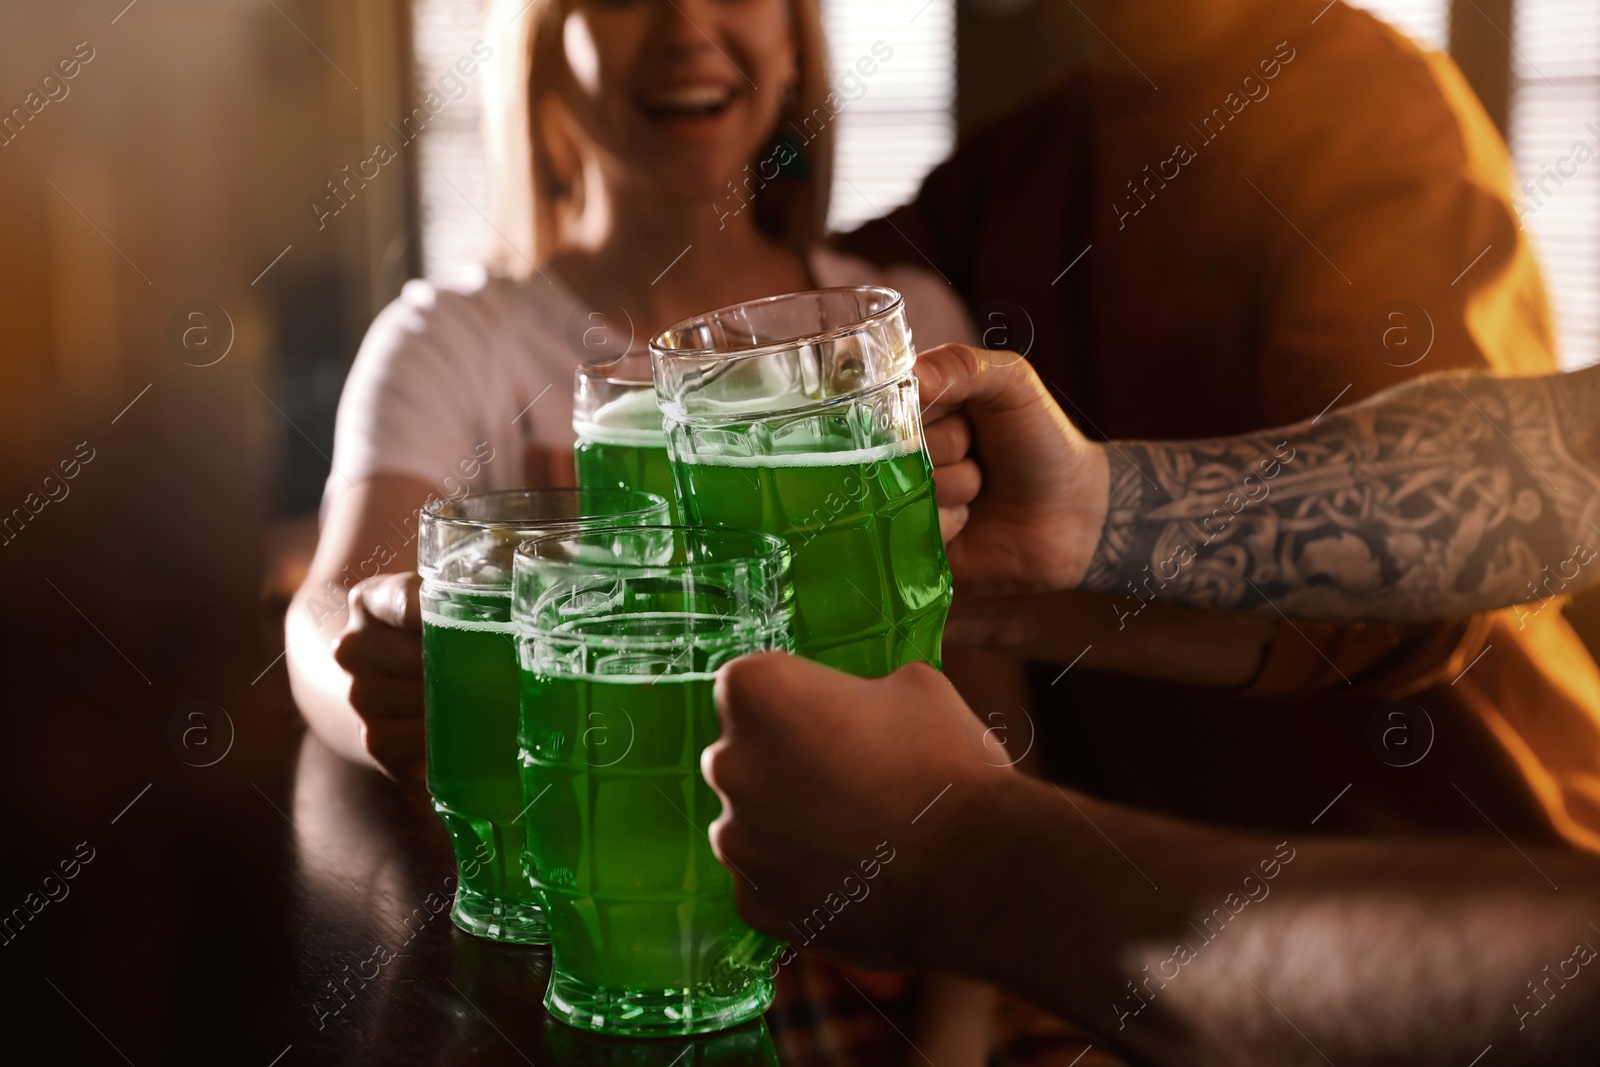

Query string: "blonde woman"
[[285, 1, 1014, 1064]]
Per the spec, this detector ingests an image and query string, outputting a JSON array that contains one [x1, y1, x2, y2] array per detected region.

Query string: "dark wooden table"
[[3, 647, 778, 1066], [275, 734, 780, 1066]]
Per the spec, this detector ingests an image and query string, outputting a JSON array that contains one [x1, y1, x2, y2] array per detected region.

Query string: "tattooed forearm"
[[1079, 365, 1600, 622]]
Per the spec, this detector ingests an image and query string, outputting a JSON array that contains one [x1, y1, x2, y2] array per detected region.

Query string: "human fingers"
[[934, 458, 982, 509], [350, 572, 422, 631], [333, 617, 425, 679], [916, 343, 1044, 423], [347, 671, 424, 722], [334, 574, 424, 678], [718, 659, 1002, 966], [708, 655, 984, 841], [710, 651, 814, 743], [705, 652, 820, 872], [938, 504, 970, 545], [924, 413, 973, 467]]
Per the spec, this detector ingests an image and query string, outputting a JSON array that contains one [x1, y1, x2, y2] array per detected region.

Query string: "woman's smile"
[[633, 81, 744, 140], [635, 82, 736, 119]]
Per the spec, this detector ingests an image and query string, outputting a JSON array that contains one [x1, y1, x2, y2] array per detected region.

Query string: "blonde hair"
[[482, 0, 834, 279]]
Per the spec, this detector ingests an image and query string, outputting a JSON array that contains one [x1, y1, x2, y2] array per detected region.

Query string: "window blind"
[[1510, 0, 1600, 370], [817, 0, 956, 234], [410, 0, 494, 283], [1343, 0, 1451, 51]]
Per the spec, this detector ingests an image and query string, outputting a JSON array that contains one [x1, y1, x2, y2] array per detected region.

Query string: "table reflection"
[[545, 1017, 779, 1065]]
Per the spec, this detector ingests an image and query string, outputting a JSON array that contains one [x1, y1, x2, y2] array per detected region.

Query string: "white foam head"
[[422, 609, 515, 634], [575, 389, 668, 447], [676, 439, 915, 468]]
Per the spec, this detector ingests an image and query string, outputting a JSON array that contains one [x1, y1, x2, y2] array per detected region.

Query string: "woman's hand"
[[286, 473, 435, 783], [330, 573, 426, 784], [917, 344, 1109, 596]]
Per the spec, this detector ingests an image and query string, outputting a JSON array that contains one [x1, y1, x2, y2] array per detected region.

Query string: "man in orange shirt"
[[840, 0, 1600, 855]]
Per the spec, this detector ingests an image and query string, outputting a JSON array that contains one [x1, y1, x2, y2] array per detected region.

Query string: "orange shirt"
[[842, 0, 1600, 852]]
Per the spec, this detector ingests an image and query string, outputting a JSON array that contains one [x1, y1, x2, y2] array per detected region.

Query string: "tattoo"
[[1082, 366, 1600, 622]]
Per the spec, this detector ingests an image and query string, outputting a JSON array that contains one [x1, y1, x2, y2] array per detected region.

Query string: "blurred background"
[[0, 0, 1595, 1058]]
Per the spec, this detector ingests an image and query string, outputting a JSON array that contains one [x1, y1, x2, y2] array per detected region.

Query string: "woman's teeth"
[[639, 86, 734, 118]]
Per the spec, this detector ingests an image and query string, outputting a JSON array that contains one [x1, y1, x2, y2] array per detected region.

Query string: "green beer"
[[574, 356, 681, 521], [514, 526, 792, 1035], [652, 285, 952, 677], [675, 443, 947, 676], [574, 391, 679, 519], [520, 660, 777, 1028], [422, 588, 536, 939], [420, 488, 669, 944]]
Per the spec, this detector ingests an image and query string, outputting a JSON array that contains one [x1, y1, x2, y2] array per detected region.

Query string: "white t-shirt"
[[324, 246, 977, 508]]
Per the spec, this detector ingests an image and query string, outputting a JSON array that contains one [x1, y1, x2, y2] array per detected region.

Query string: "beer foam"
[[422, 609, 515, 634], [677, 440, 916, 468], [533, 668, 717, 683], [575, 389, 668, 447]]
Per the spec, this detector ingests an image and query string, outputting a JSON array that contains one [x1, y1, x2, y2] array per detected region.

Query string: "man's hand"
[[330, 572, 425, 784], [703, 651, 1017, 971], [705, 663, 1600, 1067], [917, 344, 1109, 595]]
